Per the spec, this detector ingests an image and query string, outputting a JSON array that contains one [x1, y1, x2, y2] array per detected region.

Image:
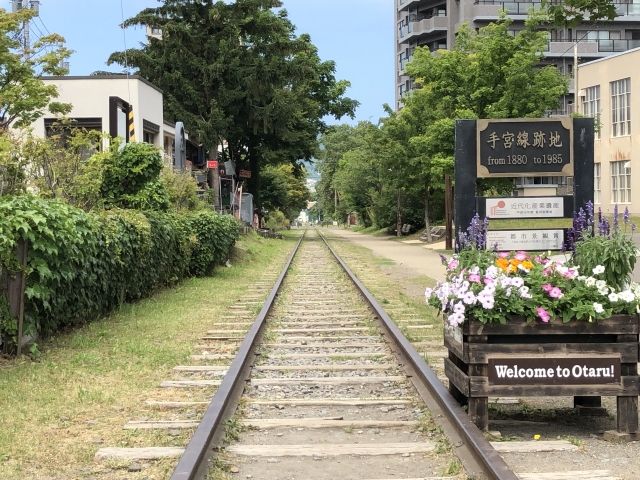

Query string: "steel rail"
[[170, 230, 306, 480], [318, 230, 519, 480]]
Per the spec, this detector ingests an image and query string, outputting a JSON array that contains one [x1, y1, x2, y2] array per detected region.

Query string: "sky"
[[22, 0, 394, 125]]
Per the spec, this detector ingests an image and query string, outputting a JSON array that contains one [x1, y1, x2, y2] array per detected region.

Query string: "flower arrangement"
[[426, 209, 640, 326]]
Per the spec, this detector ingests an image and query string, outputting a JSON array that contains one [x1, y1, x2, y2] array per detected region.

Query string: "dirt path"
[[327, 227, 447, 282]]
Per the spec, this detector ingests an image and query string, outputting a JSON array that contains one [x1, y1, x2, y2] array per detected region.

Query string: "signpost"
[[207, 160, 218, 169], [239, 169, 251, 179], [454, 117, 594, 251]]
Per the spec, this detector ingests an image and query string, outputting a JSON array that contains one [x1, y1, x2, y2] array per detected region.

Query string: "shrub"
[[0, 195, 238, 347]]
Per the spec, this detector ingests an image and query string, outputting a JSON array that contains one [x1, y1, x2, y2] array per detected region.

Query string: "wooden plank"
[[226, 442, 436, 457], [125, 421, 198, 430], [276, 327, 369, 334], [199, 337, 243, 341], [206, 330, 247, 335], [279, 321, 362, 327], [444, 335, 464, 362], [469, 363, 488, 431], [470, 376, 639, 397], [489, 419, 548, 426], [273, 336, 380, 342], [444, 358, 470, 397], [145, 401, 209, 408], [174, 366, 228, 372], [160, 380, 221, 388], [95, 447, 184, 461], [490, 440, 578, 453], [251, 376, 406, 386], [518, 471, 620, 480], [266, 343, 387, 348], [271, 352, 391, 359], [282, 315, 367, 320], [240, 419, 414, 429], [465, 315, 638, 335], [248, 398, 411, 406], [467, 342, 638, 363], [405, 325, 434, 330], [254, 364, 396, 371]]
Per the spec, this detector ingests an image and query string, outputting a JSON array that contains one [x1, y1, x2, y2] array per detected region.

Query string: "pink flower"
[[515, 253, 527, 261], [448, 260, 459, 269], [541, 283, 553, 292], [542, 268, 552, 276], [469, 274, 481, 283], [537, 307, 551, 323], [549, 287, 563, 299], [498, 252, 509, 258], [484, 278, 495, 285]]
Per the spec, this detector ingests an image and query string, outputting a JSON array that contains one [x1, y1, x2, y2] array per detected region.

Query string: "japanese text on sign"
[[486, 229, 565, 251], [486, 197, 564, 219], [477, 119, 573, 178]]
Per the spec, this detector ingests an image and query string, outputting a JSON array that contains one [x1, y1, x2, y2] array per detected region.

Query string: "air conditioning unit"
[[12, 1, 22, 12]]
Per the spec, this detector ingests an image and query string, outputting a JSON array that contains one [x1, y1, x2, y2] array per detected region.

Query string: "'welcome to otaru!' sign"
[[477, 118, 573, 178], [488, 357, 621, 385]]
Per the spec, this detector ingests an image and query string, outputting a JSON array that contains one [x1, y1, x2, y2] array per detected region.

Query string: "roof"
[[42, 75, 163, 94], [577, 46, 640, 68]]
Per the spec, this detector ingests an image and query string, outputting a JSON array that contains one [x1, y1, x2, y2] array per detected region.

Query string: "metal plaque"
[[486, 229, 565, 251], [488, 357, 621, 385], [477, 118, 573, 178]]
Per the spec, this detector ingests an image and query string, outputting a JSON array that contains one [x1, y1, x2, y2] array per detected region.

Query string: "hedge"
[[0, 195, 239, 345]]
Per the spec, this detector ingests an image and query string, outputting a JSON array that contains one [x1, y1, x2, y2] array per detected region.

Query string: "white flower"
[[598, 287, 609, 296], [511, 277, 524, 288], [453, 302, 465, 314], [593, 302, 604, 314], [620, 290, 635, 303], [462, 291, 476, 305], [593, 265, 605, 275], [485, 266, 498, 279], [483, 283, 496, 295], [482, 299, 495, 309], [518, 263, 530, 273], [425, 287, 433, 299], [519, 286, 532, 299], [448, 312, 465, 327], [595, 280, 607, 289], [608, 292, 619, 303], [577, 275, 587, 281], [585, 277, 596, 287]]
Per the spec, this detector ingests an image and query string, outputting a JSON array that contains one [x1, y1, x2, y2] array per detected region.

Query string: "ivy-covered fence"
[[0, 195, 239, 348]]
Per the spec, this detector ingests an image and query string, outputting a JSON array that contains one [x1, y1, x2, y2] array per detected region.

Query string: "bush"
[[0, 195, 239, 346]]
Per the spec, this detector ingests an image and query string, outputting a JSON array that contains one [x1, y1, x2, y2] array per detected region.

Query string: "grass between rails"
[[0, 231, 298, 480]]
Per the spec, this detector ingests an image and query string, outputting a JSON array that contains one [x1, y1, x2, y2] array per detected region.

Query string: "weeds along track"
[[95, 229, 610, 480]]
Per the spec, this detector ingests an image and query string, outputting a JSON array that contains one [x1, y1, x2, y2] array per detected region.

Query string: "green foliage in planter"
[[0, 195, 239, 346]]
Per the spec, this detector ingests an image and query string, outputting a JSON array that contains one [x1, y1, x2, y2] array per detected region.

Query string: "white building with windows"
[[30, 75, 180, 165], [576, 50, 636, 214]]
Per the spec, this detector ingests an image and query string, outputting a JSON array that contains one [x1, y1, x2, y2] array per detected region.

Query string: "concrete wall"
[[577, 49, 640, 215]]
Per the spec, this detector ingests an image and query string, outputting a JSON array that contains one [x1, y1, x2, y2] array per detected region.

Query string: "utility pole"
[[12, 1, 39, 60]]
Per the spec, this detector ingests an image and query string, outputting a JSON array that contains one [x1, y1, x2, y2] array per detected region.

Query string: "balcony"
[[398, 0, 422, 11], [544, 38, 640, 56], [405, 14, 448, 42], [614, 3, 640, 17], [473, 0, 544, 19]]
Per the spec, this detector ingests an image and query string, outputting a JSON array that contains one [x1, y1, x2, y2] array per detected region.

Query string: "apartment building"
[[576, 48, 639, 215], [395, 0, 640, 112]]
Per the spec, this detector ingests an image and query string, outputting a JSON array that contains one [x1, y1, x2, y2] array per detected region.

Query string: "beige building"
[[576, 48, 638, 215], [30, 75, 181, 165]]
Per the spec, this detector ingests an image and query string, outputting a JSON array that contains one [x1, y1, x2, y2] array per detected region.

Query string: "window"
[[611, 160, 631, 203], [151, 28, 162, 35], [611, 78, 631, 137], [143, 131, 155, 144], [582, 85, 601, 139], [594, 163, 601, 204]]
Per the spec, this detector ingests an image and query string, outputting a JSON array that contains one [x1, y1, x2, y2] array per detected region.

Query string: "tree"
[[0, 9, 71, 131], [108, 0, 357, 206], [260, 163, 310, 221]]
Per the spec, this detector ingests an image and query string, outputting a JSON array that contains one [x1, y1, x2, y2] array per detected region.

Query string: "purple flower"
[[586, 201, 594, 227], [624, 206, 630, 225], [438, 253, 448, 265], [537, 307, 551, 323], [613, 204, 619, 230], [549, 287, 564, 299], [633, 222, 637, 233]]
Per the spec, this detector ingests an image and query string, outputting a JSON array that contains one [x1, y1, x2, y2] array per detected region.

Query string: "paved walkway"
[[327, 227, 448, 282]]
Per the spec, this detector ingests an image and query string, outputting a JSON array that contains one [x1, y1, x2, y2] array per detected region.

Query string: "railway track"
[[93, 229, 625, 480]]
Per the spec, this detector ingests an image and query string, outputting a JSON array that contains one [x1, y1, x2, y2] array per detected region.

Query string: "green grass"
[[0, 232, 297, 480]]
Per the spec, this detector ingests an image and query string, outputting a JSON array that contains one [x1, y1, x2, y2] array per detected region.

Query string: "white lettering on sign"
[[486, 229, 564, 251]]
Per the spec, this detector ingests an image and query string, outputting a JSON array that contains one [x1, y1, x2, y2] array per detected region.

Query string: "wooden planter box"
[[444, 314, 640, 440]]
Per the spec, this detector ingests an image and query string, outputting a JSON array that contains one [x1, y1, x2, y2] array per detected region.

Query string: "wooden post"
[[468, 363, 489, 431], [445, 174, 453, 250], [8, 239, 27, 356]]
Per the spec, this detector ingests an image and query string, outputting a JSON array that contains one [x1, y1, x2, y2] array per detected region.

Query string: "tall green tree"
[[108, 0, 357, 206], [260, 163, 309, 220], [0, 9, 71, 131]]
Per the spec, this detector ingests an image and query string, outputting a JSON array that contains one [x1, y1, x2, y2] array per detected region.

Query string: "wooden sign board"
[[488, 357, 621, 385], [239, 169, 251, 178], [477, 118, 574, 178]]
